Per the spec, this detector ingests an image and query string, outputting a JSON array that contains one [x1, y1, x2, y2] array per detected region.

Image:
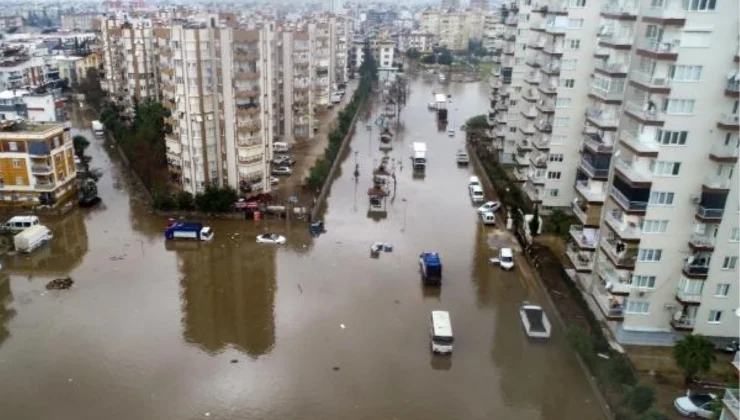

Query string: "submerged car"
[[674, 391, 716, 419], [256, 233, 286, 245], [477, 201, 502, 214], [272, 166, 292, 176]]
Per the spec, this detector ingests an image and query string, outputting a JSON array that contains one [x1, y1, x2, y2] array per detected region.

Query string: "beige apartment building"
[[491, 0, 739, 346], [420, 9, 487, 52]]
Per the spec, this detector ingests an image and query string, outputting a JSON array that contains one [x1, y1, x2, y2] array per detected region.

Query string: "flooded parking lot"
[[0, 77, 604, 419]]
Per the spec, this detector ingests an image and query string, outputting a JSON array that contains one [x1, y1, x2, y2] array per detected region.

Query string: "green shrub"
[[625, 383, 656, 414]]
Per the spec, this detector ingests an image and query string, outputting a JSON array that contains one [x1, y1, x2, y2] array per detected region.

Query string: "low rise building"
[[0, 89, 66, 122], [0, 119, 77, 206], [60, 13, 100, 32]]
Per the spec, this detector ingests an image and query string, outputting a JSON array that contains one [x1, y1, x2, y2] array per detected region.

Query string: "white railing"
[[689, 233, 716, 248], [619, 130, 660, 153], [710, 144, 740, 159], [675, 287, 703, 303], [604, 210, 642, 239], [630, 70, 672, 88], [615, 158, 653, 183], [624, 101, 665, 122], [718, 113, 739, 126], [639, 38, 679, 54], [575, 180, 606, 202]]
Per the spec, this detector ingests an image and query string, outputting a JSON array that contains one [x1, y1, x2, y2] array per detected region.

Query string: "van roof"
[[6, 215, 39, 222], [469, 176, 480, 182], [471, 185, 483, 192], [431, 311, 452, 337], [500, 248, 513, 257]]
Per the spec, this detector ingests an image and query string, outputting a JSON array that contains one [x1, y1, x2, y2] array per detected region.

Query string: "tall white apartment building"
[[158, 20, 276, 195], [490, 0, 740, 345]]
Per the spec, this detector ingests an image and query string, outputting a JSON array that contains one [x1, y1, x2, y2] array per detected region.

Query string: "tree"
[[465, 115, 490, 131], [626, 383, 656, 414], [73, 135, 90, 158], [405, 48, 421, 60], [528, 205, 541, 236], [673, 335, 716, 385], [76, 67, 105, 110], [437, 49, 454, 66], [420, 54, 436, 64], [359, 40, 378, 81]]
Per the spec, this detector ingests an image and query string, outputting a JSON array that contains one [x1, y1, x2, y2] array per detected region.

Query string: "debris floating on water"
[[46, 277, 74, 290]]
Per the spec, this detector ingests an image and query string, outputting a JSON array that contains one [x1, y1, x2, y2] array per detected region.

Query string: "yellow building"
[[56, 52, 101, 87], [0, 120, 77, 206]]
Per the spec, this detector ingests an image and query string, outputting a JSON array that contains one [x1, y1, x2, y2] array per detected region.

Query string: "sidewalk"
[[274, 81, 359, 200]]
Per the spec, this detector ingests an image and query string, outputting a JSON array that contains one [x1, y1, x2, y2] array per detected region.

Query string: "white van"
[[430, 310, 453, 354], [468, 176, 481, 189], [3, 215, 40, 232], [469, 185, 485, 203], [273, 142, 290, 153], [480, 211, 496, 225], [499, 248, 515, 270]]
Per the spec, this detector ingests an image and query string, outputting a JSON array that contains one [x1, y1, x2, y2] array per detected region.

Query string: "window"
[[509, 127, 518, 133], [631, 275, 656, 289], [649, 191, 675, 205], [569, 0, 586, 7], [722, 256, 738, 270], [562, 59, 577, 70], [731, 228, 740, 242], [567, 19, 584, 29], [664, 99, 695, 114], [670, 65, 702, 82], [548, 153, 564, 162], [11, 159, 20, 168], [683, 0, 716, 11], [656, 130, 687, 145], [553, 117, 570, 127], [626, 300, 650, 315], [8, 142, 17, 152], [652, 161, 681, 176], [547, 188, 559, 197], [14, 176, 22, 186], [715, 283, 730, 297], [547, 171, 562, 179], [637, 248, 662, 262], [563, 79, 575, 88], [555, 98, 571, 108], [510, 100, 517, 106], [708, 310, 722, 324], [566, 39, 581, 50], [515, 86, 523, 92], [641, 219, 668, 233]]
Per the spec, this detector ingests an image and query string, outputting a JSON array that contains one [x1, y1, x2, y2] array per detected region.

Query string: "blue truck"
[[419, 252, 443, 285], [164, 221, 214, 241]]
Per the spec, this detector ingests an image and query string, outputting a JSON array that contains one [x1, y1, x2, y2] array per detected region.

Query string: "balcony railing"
[[710, 144, 739, 159], [575, 180, 606, 202], [727, 80, 740, 93], [703, 175, 731, 190], [615, 158, 653, 183], [672, 317, 696, 329], [594, 60, 628, 74], [605, 210, 641, 240], [641, 4, 686, 20], [601, 1, 638, 15], [601, 238, 637, 268], [35, 182, 56, 190], [619, 130, 660, 153], [639, 38, 679, 55], [696, 206, 724, 220], [630, 70, 672, 89], [676, 287, 703, 303], [718, 113, 739, 126], [723, 389, 739, 418], [567, 243, 595, 270], [570, 225, 599, 248], [683, 263, 710, 276], [610, 186, 648, 211], [689, 234, 716, 248], [31, 165, 53, 174], [579, 158, 610, 178], [589, 86, 624, 101], [593, 288, 625, 318], [599, 33, 634, 46], [624, 101, 666, 122], [597, 263, 632, 294]]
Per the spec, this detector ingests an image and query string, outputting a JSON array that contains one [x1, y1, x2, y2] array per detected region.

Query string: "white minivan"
[[468, 176, 481, 189], [469, 185, 485, 203], [430, 310, 454, 354], [499, 248, 515, 270], [273, 142, 290, 153], [2, 215, 40, 232]]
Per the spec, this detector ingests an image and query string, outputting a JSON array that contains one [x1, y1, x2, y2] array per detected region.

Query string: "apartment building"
[[351, 37, 396, 71], [546, 0, 740, 345], [0, 89, 67, 122], [0, 120, 77, 206], [157, 21, 276, 195], [0, 49, 49, 92], [421, 9, 487, 52], [61, 13, 100, 32]]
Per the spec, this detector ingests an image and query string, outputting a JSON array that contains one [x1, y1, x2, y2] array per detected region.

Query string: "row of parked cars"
[[271, 142, 295, 177]]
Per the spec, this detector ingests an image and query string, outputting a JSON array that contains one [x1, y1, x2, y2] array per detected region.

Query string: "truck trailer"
[[412, 142, 427, 170], [164, 221, 214, 241], [14, 225, 53, 253]]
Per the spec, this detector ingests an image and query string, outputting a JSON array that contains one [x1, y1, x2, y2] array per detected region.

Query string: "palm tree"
[[673, 334, 716, 385]]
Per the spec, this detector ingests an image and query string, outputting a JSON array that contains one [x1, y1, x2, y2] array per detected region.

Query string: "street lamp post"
[[401, 198, 408, 232]]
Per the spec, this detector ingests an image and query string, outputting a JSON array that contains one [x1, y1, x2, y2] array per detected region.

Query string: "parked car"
[[273, 155, 295, 166], [270, 176, 279, 185], [256, 233, 287, 245], [674, 391, 716, 419], [272, 166, 292, 176], [469, 185, 485, 203], [477, 201, 502, 214]]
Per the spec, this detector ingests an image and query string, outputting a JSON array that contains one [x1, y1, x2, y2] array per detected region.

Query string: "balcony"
[[583, 131, 615, 154], [524, 72, 541, 85], [717, 113, 739, 129], [688, 233, 716, 250], [605, 210, 642, 240], [702, 175, 732, 191], [575, 180, 607, 202], [542, 43, 564, 56], [614, 158, 653, 184], [567, 242, 595, 272], [534, 119, 552, 133], [35, 182, 56, 191], [683, 261, 710, 278], [594, 60, 629, 75], [619, 130, 660, 156], [709, 144, 739, 163], [675, 286, 703, 304], [722, 389, 739, 418], [31, 165, 53, 174], [640, 3, 686, 22], [530, 152, 548, 168], [541, 62, 561, 75], [629, 70, 672, 92], [522, 88, 539, 102], [601, 238, 637, 269], [597, 262, 632, 295], [525, 56, 541, 68], [523, 183, 542, 203], [579, 157, 610, 179], [726, 79, 740, 97], [586, 107, 619, 128], [671, 316, 696, 330], [593, 287, 625, 320], [589, 86, 624, 102], [695, 206, 724, 222], [536, 99, 555, 114], [517, 139, 533, 152], [533, 134, 550, 150], [570, 225, 599, 249], [515, 154, 531, 167], [636, 39, 680, 60], [545, 22, 567, 35], [601, 1, 639, 17], [572, 198, 602, 226], [520, 123, 536, 135], [599, 33, 634, 48], [528, 169, 546, 184], [624, 101, 666, 125], [522, 106, 538, 119], [610, 186, 648, 212], [538, 82, 558, 95]]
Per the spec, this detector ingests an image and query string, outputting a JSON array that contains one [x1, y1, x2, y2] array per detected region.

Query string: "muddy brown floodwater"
[[0, 78, 605, 420]]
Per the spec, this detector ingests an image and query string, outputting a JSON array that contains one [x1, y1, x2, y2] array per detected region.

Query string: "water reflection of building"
[[169, 235, 277, 358], [0, 273, 15, 347], [2, 210, 88, 276]]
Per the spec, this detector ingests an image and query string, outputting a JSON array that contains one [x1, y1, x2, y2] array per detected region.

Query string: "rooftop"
[[0, 119, 67, 135]]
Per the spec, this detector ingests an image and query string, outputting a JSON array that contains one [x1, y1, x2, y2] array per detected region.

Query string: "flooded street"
[[0, 77, 604, 420]]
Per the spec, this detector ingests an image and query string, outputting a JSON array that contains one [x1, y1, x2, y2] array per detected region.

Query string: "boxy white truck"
[[92, 120, 105, 137], [412, 142, 427, 170], [13, 225, 53, 253]]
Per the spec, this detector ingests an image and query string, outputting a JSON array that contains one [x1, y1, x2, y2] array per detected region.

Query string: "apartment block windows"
[[548, 153, 564, 162], [715, 283, 730, 297], [649, 191, 675, 205], [652, 161, 681, 176], [670, 65, 702, 82], [708, 310, 722, 324], [569, 0, 586, 7], [563, 79, 575, 88], [509, 127, 518, 133], [566, 39, 581, 50], [553, 117, 570, 127], [631, 275, 656, 289], [567, 19, 584, 29], [8, 142, 17, 152], [731, 227, 740, 242], [11, 159, 20, 169], [664, 99, 695, 115], [626, 300, 650, 315], [547, 171, 562, 179], [555, 98, 571, 108], [722, 256, 738, 270], [547, 188, 559, 197], [637, 248, 662, 262], [657, 130, 687, 145], [641, 220, 668, 233], [683, 0, 716, 11]]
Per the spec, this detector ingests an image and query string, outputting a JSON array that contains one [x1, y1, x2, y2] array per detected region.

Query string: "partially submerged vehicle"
[[519, 301, 551, 339], [419, 252, 442, 285]]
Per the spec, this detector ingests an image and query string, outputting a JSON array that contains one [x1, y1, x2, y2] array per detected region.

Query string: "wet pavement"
[[0, 79, 604, 420]]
